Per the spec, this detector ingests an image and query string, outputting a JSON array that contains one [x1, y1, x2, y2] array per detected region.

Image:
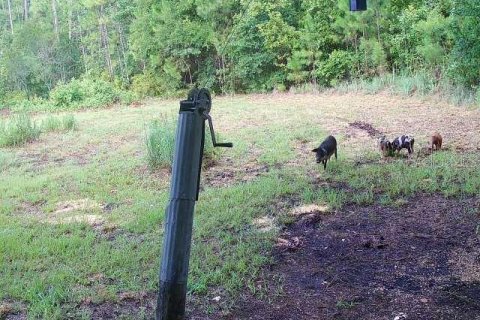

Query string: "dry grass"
[[215, 92, 480, 152]]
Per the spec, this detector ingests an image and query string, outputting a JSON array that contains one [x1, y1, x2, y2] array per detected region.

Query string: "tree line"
[[0, 0, 479, 107]]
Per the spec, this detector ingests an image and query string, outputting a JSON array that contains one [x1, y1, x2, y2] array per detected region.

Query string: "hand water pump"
[[156, 88, 232, 320]]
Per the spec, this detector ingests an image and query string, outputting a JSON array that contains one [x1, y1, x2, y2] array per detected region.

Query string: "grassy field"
[[1, 92, 479, 319]]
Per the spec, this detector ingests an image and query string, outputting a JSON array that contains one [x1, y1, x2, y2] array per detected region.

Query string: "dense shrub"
[[316, 50, 354, 86], [50, 78, 133, 110]]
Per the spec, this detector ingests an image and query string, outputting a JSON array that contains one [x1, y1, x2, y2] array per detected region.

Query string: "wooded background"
[[1, 0, 479, 107]]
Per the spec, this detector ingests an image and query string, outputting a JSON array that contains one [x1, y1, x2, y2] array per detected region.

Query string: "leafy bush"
[[132, 67, 184, 98], [358, 39, 388, 76], [50, 78, 132, 110], [316, 50, 354, 86], [0, 113, 40, 147]]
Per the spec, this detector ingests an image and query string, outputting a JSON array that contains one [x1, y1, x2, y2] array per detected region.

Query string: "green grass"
[[0, 113, 41, 147], [41, 114, 78, 133], [145, 116, 218, 169], [145, 116, 177, 169], [337, 72, 480, 108], [1, 94, 479, 319]]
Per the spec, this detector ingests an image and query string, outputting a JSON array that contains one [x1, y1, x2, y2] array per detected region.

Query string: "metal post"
[[156, 89, 231, 320]]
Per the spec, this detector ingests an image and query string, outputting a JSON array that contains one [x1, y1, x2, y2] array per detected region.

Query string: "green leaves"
[[0, 0, 479, 103]]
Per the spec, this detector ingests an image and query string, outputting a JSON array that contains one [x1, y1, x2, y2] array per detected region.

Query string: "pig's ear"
[[312, 148, 318, 152]]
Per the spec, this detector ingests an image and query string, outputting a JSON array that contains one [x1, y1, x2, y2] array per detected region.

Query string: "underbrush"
[[336, 72, 480, 107], [2, 78, 136, 112], [49, 78, 135, 110]]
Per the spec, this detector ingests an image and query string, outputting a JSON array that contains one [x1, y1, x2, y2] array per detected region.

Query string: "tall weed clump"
[[41, 114, 78, 132], [145, 117, 177, 169], [145, 116, 218, 169], [0, 113, 40, 147]]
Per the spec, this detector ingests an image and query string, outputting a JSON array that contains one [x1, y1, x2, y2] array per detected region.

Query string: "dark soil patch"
[[226, 195, 480, 320], [203, 161, 282, 189], [83, 292, 156, 319], [349, 121, 383, 138]]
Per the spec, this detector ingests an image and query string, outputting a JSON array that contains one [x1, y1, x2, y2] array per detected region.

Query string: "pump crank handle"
[[215, 142, 233, 148], [202, 112, 233, 148]]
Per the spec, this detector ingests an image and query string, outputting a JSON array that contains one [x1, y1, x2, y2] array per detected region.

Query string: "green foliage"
[[448, 0, 480, 86], [316, 50, 354, 86], [0, 0, 478, 101], [50, 78, 130, 110], [359, 39, 387, 76], [0, 113, 41, 147]]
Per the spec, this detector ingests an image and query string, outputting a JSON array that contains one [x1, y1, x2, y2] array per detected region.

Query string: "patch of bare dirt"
[[1, 300, 27, 320], [202, 157, 280, 189], [54, 199, 101, 214], [349, 121, 384, 137], [81, 292, 155, 319], [218, 194, 480, 320]]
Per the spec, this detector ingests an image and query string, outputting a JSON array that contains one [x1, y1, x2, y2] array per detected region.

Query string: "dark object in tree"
[[156, 88, 232, 320], [312, 135, 338, 170], [431, 132, 443, 151], [350, 0, 367, 11]]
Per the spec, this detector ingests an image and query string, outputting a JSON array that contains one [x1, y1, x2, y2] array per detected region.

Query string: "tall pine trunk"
[[68, 0, 73, 39], [23, 0, 29, 20], [116, 22, 129, 82], [99, 5, 113, 77], [51, 0, 59, 41], [7, 0, 13, 35]]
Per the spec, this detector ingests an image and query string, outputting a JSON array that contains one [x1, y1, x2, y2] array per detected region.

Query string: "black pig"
[[312, 135, 337, 170]]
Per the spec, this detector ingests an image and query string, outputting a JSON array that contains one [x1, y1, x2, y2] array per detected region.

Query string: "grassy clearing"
[[1, 93, 479, 318], [307, 151, 480, 208]]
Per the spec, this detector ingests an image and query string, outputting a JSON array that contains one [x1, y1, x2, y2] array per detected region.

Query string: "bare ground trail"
[[227, 195, 480, 320]]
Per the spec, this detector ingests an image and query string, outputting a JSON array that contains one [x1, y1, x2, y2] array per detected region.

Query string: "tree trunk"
[[52, 0, 59, 41], [116, 22, 129, 82], [23, 0, 29, 20], [376, 9, 381, 42], [99, 5, 113, 77], [77, 13, 88, 73], [7, 0, 13, 35], [68, 0, 73, 39]]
